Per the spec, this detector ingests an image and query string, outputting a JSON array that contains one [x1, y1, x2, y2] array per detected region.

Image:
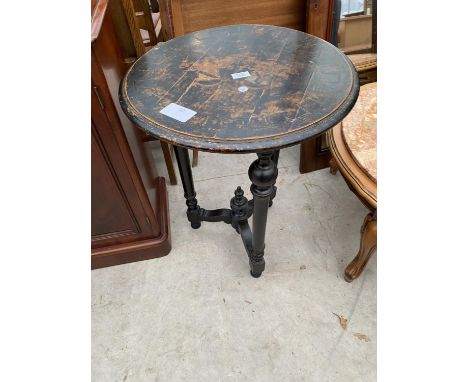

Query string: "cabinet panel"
[[91, 80, 157, 249], [91, 122, 141, 242]]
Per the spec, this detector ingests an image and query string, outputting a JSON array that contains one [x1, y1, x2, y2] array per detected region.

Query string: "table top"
[[120, 24, 360, 153], [342, 82, 377, 182]]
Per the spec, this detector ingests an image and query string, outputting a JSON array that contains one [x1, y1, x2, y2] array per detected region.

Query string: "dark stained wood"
[[149, 0, 159, 12], [92, 178, 171, 269], [94, 5, 159, 209], [120, 24, 359, 153], [157, 2, 335, 166], [92, 1, 171, 268], [119, 23, 358, 278]]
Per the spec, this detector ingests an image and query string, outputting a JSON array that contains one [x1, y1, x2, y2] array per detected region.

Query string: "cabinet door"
[[91, 84, 159, 248]]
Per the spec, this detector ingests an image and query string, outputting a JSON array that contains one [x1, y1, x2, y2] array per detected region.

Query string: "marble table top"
[[341, 82, 377, 182]]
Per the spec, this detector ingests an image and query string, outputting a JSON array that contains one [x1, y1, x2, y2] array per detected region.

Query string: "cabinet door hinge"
[[93, 85, 105, 110]]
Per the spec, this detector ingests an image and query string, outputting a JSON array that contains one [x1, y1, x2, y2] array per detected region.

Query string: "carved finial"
[[231, 186, 248, 210], [235, 186, 244, 198]]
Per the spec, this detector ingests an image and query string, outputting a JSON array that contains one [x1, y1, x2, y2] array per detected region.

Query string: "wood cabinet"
[[91, 0, 171, 268]]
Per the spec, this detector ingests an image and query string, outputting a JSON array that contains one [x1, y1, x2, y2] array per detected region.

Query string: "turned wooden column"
[[248, 152, 278, 277]]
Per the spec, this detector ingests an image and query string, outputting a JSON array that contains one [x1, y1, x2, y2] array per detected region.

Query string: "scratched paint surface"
[[120, 24, 359, 153]]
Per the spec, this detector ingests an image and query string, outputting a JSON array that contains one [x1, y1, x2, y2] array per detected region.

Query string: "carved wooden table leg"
[[173, 146, 201, 229], [269, 150, 280, 207], [248, 152, 278, 277], [344, 211, 377, 282], [173, 146, 278, 277]]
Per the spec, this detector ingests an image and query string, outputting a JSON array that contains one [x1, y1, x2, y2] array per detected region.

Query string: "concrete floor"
[[92, 144, 376, 382]]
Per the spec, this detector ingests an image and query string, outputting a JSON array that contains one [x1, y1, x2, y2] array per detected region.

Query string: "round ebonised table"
[[120, 24, 359, 277]]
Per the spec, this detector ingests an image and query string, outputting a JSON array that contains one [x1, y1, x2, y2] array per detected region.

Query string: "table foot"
[[250, 269, 263, 278], [190, 221, 201, 229], [344, 211, 377, 282], [249, 248, 266, 277]]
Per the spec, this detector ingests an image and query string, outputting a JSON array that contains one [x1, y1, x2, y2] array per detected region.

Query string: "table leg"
[[344, 211, 377, 282], [248, 152, 278, 277], [329, 157, 338, 175], [160, 141, 178, 185], [174, 147, 279, 277], [269, 150, 280, 207], [173, 146, 201, 229]]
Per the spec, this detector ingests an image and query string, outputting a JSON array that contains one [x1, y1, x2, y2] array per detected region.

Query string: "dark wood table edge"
[[118, 26, 360, 153]]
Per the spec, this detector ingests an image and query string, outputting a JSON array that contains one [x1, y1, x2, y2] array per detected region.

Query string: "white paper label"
[[231, 71, 251, 79], [160, 103, 197, 123]]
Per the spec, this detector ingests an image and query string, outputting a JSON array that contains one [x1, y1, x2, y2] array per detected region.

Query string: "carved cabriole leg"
[[173, 146, 201, 229], [329, 157, 338, 175], [344, 211, 377, 282], [248, 151, 278, 277]]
